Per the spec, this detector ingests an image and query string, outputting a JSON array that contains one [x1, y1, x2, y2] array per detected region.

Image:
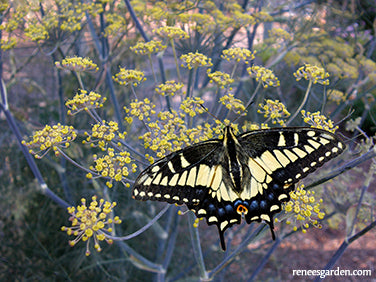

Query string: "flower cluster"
[[22, 124, 77, 158], [327, 89, 346, 104], [179, 13, 217, 33], [207, 71, 234, 88], [301, 110, 338, 133], [154, 26, 189, 40], [219, 94, 246, 115], [180, 97, 205, 117], [61, 196, 121, 256], [130, 40, 167, 55], [139, 109, 186, 158], [294, 64, 330, 85], [284, 185, 325, 234], [55, 56, 99, 72], [138, 110, 224, 159], [258, 99, 290, 125], [247, 66, 280, 88], [65, 90, 106, 115], [83, 121, 126, 150], [113, 68, 146, 86], [221, 48, 255, 64], [124, 98, 156, 123], [180, 51, 213, 70], [155, 80, 184, 96], [87, 148, 136, 188], [268, 28, 292, 41], [24, 19, 50, 42], [104, 13, 127, 36]]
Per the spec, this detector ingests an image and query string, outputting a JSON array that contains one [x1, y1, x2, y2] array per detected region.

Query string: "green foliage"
[[1, 0, 375, 280]]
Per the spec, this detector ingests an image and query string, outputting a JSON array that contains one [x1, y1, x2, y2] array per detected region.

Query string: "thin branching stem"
[[188, 212, 208, 280], [286, 79, 313, 125], [106, 205, 170, 241]]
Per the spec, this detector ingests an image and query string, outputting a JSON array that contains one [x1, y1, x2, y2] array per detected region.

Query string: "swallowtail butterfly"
[[133, 126, 345, 250]]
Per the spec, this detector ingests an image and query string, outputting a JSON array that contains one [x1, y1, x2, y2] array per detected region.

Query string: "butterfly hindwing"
[[133, 126, 345, 250]]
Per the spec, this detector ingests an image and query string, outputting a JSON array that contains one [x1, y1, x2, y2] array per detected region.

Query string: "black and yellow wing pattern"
[[133, 126, 345, 250]]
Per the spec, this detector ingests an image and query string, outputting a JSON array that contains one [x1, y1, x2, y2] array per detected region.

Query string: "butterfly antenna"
[[199, 104, 225, 126], [230, 100, 255, 125]]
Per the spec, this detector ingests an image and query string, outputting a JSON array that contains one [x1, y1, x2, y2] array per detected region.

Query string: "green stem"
[[245, 81, 262, 110], [188, 213, 208, 280], [148, 54, 157, 83], [76, 72, 84, 89], [171, 39, 181, 82], [230, 62, 238, 79], [286, 79, 313, 125]]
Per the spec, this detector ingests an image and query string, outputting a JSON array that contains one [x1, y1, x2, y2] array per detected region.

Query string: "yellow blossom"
[[88, 148, 136, 187], [284, 185, 325, 235], [130, 40, 167, 55], [180, 97, 205, 117], [22, 124, 77, 158], [247, 65, 280, 88], [124, 98, 156, 122], [55, 56, 99, 72], [268, 28, 292, 41], [154, 26, 189, 40], [65, 90, 107, 115], [327, 89, 346, 105], [83, 121, 126, 150], [61, 196, 121, 256], [180, 51, 213, 70], [221, 48, 256, 64], [219, 94, 246, 115], [258, 100, 290, 125], [301, 110, 338, 133], [207, 71, 234, 88], [294, 64, 330, 85], [155, 81, 184, 96], [113, 68, 146, 87]]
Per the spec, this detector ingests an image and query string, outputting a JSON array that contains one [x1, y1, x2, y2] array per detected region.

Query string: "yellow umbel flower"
[[83, 121, 126, 150], [88, 148, 136, 188], [154, 26, 189, 40], [130, 40, 167, 55], [22, 124, 77, 158], [268, 28, 292, 41], [283, 185, 325, 235], [294, 64, 330, 85], [180, 97, 205, 117], [65, 90, 106, 115], [327, 89, 346, 105], [221, 48, 256, 64], [247, 65, 280, 88], [113, 68, 146, 87], [301, 110, 338, 133], [155, 81, 185, 96], [207, 71, 234, 88], [124, 98, 157, 123], [219, 94, 246, 115], [61, 196, 122, 256], [258, 100, 290, 125], [55, 56, 99, 72], [180, 51, 213, 70]]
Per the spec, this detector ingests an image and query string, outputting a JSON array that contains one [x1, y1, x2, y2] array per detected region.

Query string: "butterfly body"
[[133, 126, 345, 250]]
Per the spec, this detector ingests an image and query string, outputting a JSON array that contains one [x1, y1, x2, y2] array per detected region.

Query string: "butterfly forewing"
[[133, 140, 224, 205], [132, 126, 345, 250]]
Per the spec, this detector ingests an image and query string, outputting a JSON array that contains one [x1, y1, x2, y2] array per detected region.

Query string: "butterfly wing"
[[235, 127, 345, 234], [133, 139, 224, 206]]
